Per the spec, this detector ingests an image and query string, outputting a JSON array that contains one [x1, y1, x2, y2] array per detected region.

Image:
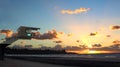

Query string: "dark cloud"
[[89, 32, 98, 36], [33, 29, 63, 40], [113, 40, 120, 44], [65, 46, 81, 50], [38, 30, 57, 39], [110, 44, 120, 49], [90, 47, 120, 52], [65, 45, 88, 51], [0, 29, 64, 45], [92, 44, 102, 48], [53, 40, 62, 43], [40, 44, 63, 50], [53, 44, 63, 50], [106, 35, 111, 37], [76, 40, 80, 43], [40, 46, 51, 50], [79, 45, 88, 48], [39, 45, 88, 51], [0, 29, 63, 40], [110, 25, 120, 30]]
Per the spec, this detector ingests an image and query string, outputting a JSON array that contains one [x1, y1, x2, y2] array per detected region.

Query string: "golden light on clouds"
[[110, 25, 120, 30], [88, 50, 100, 54], [66, 49, 119, 54], [89, 32, 98, 36], [66, 49, 103, 54], [66, 49, 89, 54], [88, 50, 115, 54], [0, 30, 13, 38], [61, 7, 91, 14]]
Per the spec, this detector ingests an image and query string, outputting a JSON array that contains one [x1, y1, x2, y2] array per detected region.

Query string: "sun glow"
[[66, 49, 118, 54], [66, 49, 101, 54], [88, 50, 100, 54], [88, 50, 114, 54]]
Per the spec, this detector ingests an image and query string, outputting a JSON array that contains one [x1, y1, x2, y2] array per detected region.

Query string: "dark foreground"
[[7, 56, 120, 67], [0, 58, 72, 67]]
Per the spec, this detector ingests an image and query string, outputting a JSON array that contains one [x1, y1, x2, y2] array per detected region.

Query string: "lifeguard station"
[[0, 26, 40, 60]]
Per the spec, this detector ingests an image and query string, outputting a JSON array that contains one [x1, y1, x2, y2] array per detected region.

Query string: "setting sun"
[[88, 50, 100, 54]]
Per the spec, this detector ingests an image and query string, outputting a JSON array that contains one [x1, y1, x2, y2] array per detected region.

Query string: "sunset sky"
[[0, 0, 120, 52]]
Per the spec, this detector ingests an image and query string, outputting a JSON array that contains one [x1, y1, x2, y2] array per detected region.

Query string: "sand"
[[0, 58, 73, 67], [1, 56, 120, 67], [9, 57, 120, 67]]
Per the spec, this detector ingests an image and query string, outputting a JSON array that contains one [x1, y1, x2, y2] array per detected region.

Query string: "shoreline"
[[6, 56, 120, 67]]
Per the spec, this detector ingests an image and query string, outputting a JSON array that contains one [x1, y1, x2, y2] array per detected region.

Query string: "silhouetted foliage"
[[5, 47, 67, 54]]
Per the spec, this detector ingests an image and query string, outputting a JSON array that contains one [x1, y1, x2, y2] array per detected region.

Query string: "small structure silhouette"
[[0, 26, 40, 60]]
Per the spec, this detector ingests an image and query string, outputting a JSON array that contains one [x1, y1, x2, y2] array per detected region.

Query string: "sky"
[[0, 0, 120, 53]]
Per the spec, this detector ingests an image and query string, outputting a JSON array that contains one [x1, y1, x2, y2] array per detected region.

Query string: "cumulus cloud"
[[65, 46, 82, 50], [113, 40, 120, 44], [89, 32, 98, 36], [76, 40, 80, 43], [92, 44, 102, 48], [34, 29, 63, 40], [110, 44, 120, 49], [53, 44, 63, 50], [40, 30, 57, 39], [40, 44, 63, 50], [79, 45, 88, 48], [65, 45, 88, 51], [106, 35, 111, 37], [0, 29, 13, 38], [61, 7, 91, 14], [110, 25, 120, 30], [0, 28, 64, 41], [53, 40, 62, 43], [90, 47, 120, 53], [39, 44, 88, 51]]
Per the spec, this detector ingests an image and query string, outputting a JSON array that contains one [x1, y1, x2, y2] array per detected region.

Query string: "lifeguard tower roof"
[[18, 26, 40, 30], [17, 26, 40, 39]]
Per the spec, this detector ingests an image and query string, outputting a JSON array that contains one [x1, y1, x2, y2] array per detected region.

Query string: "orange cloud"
[[0, 30, 13, 38], [113, 40, 120, 44], [53, 40, 62, 43], [33, 29, 64, 40], [0, 29, 64, 40], [110, 25, 120, 30], [89, 32, 98, 36], [76, 40, 80, 43], [106, 35, 111, 37], [92, 44, 102, 48], [61, 7, 91, 14]]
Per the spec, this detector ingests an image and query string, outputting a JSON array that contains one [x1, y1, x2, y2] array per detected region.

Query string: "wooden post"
[[0, 44, 9, 61]]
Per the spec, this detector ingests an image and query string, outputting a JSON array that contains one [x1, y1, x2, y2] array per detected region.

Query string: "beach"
[[0, 58, 73, 67], [5, 54, 120, 67]]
